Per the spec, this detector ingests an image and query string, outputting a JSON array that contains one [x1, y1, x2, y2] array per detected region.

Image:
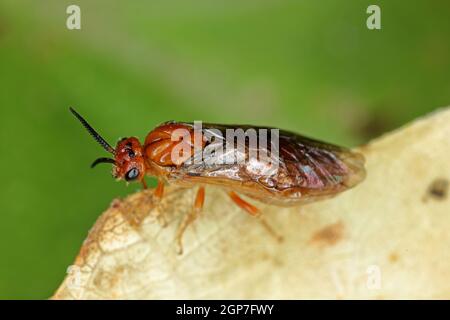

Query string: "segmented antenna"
[[69, 107, 115, 154], [91, 157, 116, 168]]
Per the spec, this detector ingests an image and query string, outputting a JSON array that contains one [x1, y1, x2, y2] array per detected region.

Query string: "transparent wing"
[[174, 124, 365, 194]]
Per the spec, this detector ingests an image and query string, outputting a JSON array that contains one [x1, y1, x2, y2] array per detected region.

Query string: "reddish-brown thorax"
[[144, 122, 205, 168]]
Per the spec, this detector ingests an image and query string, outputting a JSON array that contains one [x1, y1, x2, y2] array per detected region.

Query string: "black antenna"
[[70, 107, 115, 154], [91, 157, 116, 168]]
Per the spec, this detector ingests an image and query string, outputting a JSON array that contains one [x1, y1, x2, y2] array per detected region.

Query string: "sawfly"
[[70, 107, 365, 253]]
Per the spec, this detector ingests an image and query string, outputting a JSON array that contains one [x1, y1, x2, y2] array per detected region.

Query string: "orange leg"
[[152, 179, 167, 226], [228, 191, 283, 242], [175, 186, 205, 254], [141, 179, 148, 189], [154, 179, 165, 200]]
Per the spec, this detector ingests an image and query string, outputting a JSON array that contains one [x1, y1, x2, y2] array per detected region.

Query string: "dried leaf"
[[53, 108, 450, 299]]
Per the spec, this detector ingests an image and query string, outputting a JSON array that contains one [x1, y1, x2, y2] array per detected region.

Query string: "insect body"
[[70, 108, 365, 253]]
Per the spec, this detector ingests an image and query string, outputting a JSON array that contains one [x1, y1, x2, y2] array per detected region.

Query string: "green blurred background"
[[0, 0, 449, 299]]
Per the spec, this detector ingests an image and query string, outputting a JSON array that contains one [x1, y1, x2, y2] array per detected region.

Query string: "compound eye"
[[125, 168, 140, 181]]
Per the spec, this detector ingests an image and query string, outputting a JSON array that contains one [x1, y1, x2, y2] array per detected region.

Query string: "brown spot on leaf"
[[310, 221, 345, 247], [424, 178, 448, 202], [388, 252, 399, 263], [92, 266, 125, 293], [110, 198, 122, 209]]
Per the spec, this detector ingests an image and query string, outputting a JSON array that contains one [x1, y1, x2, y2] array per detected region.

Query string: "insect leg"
[[228, 191, 283, 242], [152, 179, 167, 226], [175, 186, 205, 254], [154, 179, 165, 200]]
